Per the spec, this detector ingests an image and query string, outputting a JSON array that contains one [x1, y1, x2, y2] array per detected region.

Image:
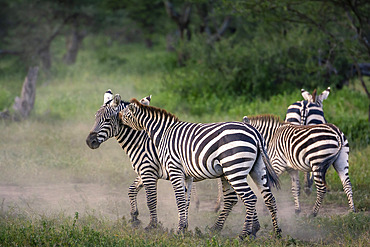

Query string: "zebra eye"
[[104, 118, 111, 123]]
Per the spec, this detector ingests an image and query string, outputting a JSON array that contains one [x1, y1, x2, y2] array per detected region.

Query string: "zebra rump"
[[244, 114, 355, 216]]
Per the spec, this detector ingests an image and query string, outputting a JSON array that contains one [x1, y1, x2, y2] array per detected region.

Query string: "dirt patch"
[[0, 179, 353, 241]]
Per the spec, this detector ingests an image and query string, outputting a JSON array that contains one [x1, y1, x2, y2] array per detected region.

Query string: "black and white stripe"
[[119, 99, 282, 238], [285, 87, 330, 195], [86, 91, 166, 229], [285, 87, 330, 125], [244, 115, 355, 216]]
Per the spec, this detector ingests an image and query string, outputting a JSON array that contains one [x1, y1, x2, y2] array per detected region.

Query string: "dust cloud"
[[0, 120, 349, 242]]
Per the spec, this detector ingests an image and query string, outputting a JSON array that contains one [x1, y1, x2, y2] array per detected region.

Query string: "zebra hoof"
[[295, 209, 301, 215], [144, 222, 158, 231], [309, 212, 318, 218], [252, 221, 260, 236], [176, 223, 188, 235], [129, 219, 142, 228], [275, 228, 282, 238], [209, 225, 222, 233], [239, 232, 255, 241], [304, 187, 312, 196]]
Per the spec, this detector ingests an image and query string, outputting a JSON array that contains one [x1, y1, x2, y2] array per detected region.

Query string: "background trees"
[[0, 0, 368, 118]]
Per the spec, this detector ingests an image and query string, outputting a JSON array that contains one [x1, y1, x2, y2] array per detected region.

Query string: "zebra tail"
[[256, 130, 281, 190]]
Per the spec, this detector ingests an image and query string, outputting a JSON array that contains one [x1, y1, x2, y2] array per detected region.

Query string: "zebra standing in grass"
[[119, 99, 282, 238], [86, 90, 167, 229], [286, 87, 331, 195], [243, 115, 355, 216], [213, 87, 331, 212]]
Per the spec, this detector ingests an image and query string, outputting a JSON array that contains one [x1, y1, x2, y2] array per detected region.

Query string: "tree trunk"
[[63, 28, 86, 65], [12, 67, 39, 120], [164, 1, 192, 66], [352, 58, 370, 122], [38, 45, 52, 72]]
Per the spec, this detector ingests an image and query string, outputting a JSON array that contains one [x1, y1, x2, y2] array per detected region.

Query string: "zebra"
[[213, 87, 332, 212], [285, 87, 331, 196], [86, 90, 167, 229], [119, 99, 282, 238], [243, 114, 355, 216]]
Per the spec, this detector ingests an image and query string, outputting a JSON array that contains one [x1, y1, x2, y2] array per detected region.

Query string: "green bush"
[[158, 27, 352, 115]]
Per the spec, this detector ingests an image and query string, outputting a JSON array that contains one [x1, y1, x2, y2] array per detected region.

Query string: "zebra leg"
[[238, 185, 258, 238], [304, 172, 314, 196], [128, 176, 144, 226], [223, 171, 258, 238], [333, 152, 356, 213], [168, 167, 189, 233], [288, 170, 301, 215], [210, 176, 238, 232], [311, 170, 327, 217], [250, 159, 281, 238], [214, 178, 223, 212], [142, 176, 159, 229]]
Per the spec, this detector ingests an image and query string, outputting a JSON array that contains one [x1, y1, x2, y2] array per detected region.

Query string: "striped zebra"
[[119, 99, 282, 238], [86, 90, 167, 229], [286, 87, 331, 196], [243, 115, 355, 216]]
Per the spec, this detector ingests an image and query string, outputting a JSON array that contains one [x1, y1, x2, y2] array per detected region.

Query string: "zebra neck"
[[250, 120, 283, 146], [115, 127, 143, 154], [140, 109, 178, 148]]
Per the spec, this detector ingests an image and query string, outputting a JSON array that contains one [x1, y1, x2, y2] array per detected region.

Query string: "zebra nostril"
[[86, 132, 100, 149]]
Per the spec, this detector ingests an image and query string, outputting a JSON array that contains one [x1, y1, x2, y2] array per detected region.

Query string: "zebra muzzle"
[[86, 132, 101, 149]]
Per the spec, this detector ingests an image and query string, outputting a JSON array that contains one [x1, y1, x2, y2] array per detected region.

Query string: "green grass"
[[0, 35, 369, 246], [0, 210, 368, 246]]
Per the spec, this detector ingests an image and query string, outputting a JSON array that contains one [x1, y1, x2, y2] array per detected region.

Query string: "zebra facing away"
[[243, 115, 355, 216], [213, 87, 332, 212], [286, 87, 331, 196], [119, 99, 282, 238], [86, 90, 167, 229], [286, 87, 330, 125]]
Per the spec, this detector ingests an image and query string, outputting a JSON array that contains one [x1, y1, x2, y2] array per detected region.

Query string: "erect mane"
[[312, 89, 317, 102], [96, 100, 129, 116], [130, 98, 179, 122], [247, 114, 285, 124]]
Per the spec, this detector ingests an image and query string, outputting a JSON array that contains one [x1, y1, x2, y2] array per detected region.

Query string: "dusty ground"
[[0, 178, 352, 241]]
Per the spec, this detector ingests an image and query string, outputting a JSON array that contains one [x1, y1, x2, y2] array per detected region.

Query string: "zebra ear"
[[301, 89, 312, 101], [111, 94, 121, 108], [317, 87, 330, 102], [242, 116, 250, 124], [103, 89, 113, 104], [139, 95, 152, 106]]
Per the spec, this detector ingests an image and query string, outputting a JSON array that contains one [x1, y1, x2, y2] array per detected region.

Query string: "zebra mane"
[[96, 100, 129, 116], [312, 89, 317, 102], [130, 98, 179, 122], [247, 114, 285, 125]]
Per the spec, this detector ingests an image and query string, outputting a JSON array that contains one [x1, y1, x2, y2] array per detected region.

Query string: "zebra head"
[[286, 87, 330, 125], [86, 90, 129, 149], [301, 87, 330, 107], [118, 100, 144, 131]]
